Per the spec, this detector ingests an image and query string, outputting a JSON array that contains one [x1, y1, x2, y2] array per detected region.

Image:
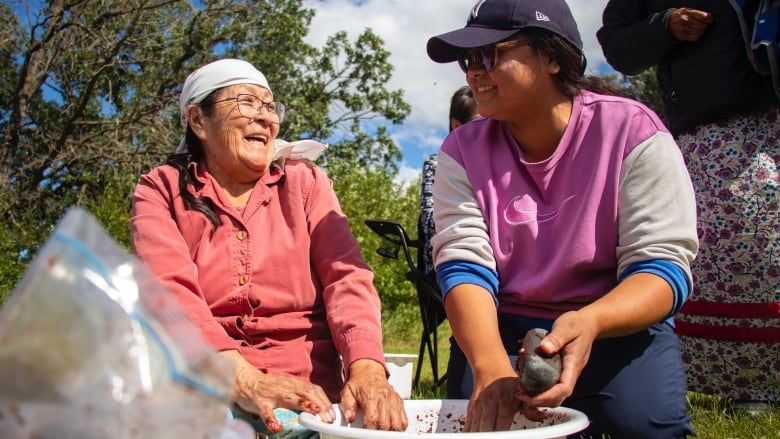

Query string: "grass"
[[382, 308, 779, 438]]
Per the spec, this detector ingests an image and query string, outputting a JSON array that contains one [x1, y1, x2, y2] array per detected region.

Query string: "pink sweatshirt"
[[131, 158, 385, 401], [432, 91, 698, 320]]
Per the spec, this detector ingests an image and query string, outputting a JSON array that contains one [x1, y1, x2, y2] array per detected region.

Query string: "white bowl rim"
[[383, 353, 419, 358], [298, 399, 589, 438]]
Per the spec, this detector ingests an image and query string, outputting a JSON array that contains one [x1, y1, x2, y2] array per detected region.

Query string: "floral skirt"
[[675, 107, 780, 401]]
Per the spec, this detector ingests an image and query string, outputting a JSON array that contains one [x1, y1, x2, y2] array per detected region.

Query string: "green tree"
[[0, 0, 409, 302], [620, 68, 666, 124], [334, 166, 421, 312], [598, 68, 666, 124]]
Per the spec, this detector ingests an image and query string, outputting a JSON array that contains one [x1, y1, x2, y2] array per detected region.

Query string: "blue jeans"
[[446, 314, 696, 438]]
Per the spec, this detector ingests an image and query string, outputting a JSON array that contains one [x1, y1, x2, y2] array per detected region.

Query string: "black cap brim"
[[427, 26, 522, 63]]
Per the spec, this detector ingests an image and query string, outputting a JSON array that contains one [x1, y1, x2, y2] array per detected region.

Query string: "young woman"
[[426, 0, 698, 437]]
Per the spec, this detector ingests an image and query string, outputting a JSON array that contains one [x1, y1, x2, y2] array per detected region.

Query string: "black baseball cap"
[[427, 0, 585, 70]]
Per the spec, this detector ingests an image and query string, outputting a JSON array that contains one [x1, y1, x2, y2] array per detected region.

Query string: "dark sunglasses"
[[456, 39, 532, 73]]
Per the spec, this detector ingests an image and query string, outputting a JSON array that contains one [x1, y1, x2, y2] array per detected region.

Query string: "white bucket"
[[298, 399, 590, 439], [384, 353, 417, 399]]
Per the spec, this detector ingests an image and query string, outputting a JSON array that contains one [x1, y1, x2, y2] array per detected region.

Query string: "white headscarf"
[[174, 58, 327, 161], [176, 58, 271, 153]]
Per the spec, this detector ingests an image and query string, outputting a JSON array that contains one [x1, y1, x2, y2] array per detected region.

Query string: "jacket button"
[[236, 230, 247, 240], [239, 274, 249, 285]]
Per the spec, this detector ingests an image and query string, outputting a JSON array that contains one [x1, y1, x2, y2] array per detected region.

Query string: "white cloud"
[[302, 0, 611, 169], [394, 162, 421, 188]]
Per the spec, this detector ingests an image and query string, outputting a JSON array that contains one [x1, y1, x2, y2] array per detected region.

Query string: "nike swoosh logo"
[[504, 194, 575, 225]]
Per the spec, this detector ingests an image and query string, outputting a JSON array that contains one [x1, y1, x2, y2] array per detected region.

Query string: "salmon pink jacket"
[[131, 157, 385, 401]]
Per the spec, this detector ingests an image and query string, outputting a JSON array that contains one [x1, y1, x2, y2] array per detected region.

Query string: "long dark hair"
[[165, 89, 223, 231], [521, 28, 627, 98]]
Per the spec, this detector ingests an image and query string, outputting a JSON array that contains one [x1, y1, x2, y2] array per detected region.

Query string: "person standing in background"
[[420, 85, 480, 276], [598, 1, 780, 413], [419, 85, 480, 399], [449, 86, 482, 132]]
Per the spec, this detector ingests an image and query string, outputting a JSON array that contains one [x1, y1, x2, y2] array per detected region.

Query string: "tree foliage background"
[[0, 0, 416, 306], [0, 0, 663, 317]]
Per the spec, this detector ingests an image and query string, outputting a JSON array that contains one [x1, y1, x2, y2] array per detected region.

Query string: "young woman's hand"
[[514, 310, 597, 420], [466, 362, 523, 432]]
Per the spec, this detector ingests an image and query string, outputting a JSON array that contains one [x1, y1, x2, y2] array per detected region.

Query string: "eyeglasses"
[[456, 39, 531, 73], [214, 93, 286, 123]]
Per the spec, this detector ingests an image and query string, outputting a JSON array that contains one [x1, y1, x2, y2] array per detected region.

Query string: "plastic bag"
[[0, 207, 253, 439]]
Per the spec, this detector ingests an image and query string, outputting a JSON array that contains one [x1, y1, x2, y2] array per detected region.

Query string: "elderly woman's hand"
[[221, 350, 335, 434], [340, 359, 409, 431]]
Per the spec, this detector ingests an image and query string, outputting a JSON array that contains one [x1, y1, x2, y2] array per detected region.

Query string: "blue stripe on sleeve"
[[436, 260, 500, 306], [620, 259, 690, 323]]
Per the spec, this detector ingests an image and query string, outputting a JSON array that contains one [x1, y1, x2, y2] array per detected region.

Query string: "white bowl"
[[298, 399, 589, 439], [384, 353, 417, 399]]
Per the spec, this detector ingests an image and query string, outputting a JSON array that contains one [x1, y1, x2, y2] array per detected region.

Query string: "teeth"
[[478, 86, 494, 93]]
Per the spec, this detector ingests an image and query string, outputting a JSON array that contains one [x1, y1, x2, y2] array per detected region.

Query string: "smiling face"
[[188, 83, 279, 186], [465, 38, 562, 122]]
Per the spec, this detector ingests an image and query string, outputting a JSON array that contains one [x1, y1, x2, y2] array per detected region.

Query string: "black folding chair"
[[364, 219, 447, 391]]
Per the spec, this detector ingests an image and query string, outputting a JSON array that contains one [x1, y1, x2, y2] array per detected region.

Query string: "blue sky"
[[302, 0, 612, 182]]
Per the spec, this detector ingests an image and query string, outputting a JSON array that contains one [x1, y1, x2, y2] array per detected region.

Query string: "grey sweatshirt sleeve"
[[616, 131, 699, 287], [430, 151, 496, 271]]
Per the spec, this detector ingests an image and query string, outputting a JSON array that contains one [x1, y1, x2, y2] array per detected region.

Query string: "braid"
[[166, 90, 223, 232]]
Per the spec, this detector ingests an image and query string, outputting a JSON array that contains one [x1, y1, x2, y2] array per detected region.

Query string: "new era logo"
[[469, 0, 487, 20], [536, 11, 550, 22]]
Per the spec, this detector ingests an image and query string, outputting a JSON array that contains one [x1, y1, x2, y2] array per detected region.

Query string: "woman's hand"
[[666, 8, 714, 42], [220, 350, 335, 434], [516, 273, 676, 419], [465, 362, 522, 432], [514, 311, 597, 421], [340, 359, 408, 431]]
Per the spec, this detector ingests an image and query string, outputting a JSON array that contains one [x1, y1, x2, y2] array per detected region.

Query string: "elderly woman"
[[130, 58, 407, 436]]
